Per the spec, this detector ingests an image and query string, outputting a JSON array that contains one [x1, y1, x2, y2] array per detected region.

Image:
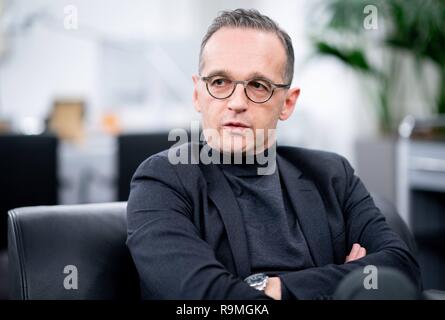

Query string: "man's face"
[[193, 27, 300, 154]]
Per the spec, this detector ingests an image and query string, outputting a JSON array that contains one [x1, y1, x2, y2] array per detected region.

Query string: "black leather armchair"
[[7, 196, 444, 299], [8, 202, 139, 299]]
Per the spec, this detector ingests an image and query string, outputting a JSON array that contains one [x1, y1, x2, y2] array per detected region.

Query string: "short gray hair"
[[199, 8, 294, 84]]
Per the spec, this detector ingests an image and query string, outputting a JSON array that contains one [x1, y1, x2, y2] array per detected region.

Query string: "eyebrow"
[[204, 70, 277, 83]]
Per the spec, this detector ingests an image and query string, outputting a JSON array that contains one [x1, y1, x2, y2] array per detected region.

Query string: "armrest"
[[423, 289, 445, 300]]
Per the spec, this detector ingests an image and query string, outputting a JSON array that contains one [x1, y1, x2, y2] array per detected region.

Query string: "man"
[[126, 9, 421, 300]]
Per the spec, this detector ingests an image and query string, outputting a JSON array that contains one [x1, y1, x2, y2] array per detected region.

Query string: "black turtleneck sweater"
[[218, 155, 314, 298]]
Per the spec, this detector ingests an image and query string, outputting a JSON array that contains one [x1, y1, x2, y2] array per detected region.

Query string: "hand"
[[345, 243, 366, 263], [264, 277, 281, 300]]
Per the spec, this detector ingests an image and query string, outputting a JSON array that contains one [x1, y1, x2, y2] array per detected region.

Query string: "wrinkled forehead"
[[200, 27, 287, 83]]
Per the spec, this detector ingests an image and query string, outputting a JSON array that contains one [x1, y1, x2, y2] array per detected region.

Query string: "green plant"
[[313, 0, 445, 133]]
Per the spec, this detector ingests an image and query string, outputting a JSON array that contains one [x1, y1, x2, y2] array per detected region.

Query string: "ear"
[[192, 74, 201, 113], [279, 87, 300, 121]]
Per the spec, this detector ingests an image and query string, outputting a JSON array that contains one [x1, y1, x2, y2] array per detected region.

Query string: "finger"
[[357, 247, 367, 259], [349, 243, 361, 260], [350, 244, 364, 261]]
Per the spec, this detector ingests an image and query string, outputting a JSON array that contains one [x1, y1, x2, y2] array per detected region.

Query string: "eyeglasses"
[[199, 75, 291, 104]]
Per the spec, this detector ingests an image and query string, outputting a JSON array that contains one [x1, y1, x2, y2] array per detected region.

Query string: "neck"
[[201, 141, 277, 167]]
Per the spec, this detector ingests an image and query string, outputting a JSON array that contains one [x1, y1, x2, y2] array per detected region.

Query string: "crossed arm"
[[266, 243, 367, 299], [264, 158, 420, 300]]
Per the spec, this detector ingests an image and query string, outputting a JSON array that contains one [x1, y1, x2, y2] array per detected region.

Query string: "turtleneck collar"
[[200, 142, 277, 177]]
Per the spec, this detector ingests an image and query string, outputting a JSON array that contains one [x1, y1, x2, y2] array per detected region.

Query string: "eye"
[[248, 80, 271, 91], [210, 77, 230, 87]]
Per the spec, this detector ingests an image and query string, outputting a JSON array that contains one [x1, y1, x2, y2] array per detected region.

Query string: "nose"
[[227, 83, 248, 112]]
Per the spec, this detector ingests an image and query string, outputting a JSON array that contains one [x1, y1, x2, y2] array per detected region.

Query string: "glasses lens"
[[246, 79, 273, 103], [207, 77, 234, 99]]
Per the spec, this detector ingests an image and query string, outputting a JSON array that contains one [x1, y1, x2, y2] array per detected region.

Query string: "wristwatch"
[[244, 273, 269, 291]]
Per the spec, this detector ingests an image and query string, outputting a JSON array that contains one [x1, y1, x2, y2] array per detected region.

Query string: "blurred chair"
[[373, 194, 418, 255], [8, 202, 139, 299], [0, 134, 58, 300], [334, 266, 421, 300], [7, 194, 444, 299], [117, 132, 184, 201], [0, 134, 58, 249]]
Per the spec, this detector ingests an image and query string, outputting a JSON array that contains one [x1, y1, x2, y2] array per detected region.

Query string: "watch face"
[[244, 273, 267, 287]]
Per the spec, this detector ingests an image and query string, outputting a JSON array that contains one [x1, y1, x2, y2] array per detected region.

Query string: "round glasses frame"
[[200, 75, 291, 104]]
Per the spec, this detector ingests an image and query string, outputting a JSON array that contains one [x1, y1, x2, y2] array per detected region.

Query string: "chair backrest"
[[372, 194, 418, 256], [8, 202, 140, 300], [117, 132, 178, 201]]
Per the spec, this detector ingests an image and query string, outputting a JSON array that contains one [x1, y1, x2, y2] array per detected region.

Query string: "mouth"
[[223, 121, 250, 136], [222, 121, 251, 134]]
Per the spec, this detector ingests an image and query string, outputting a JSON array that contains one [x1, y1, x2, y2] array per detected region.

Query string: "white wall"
[[0, 0, 406, 164]]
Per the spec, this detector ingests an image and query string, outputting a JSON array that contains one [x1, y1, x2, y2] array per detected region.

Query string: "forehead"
[[201, 27, 287, 81]]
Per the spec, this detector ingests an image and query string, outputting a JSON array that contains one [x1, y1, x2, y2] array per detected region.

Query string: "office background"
[[0, 0, 444, 299]]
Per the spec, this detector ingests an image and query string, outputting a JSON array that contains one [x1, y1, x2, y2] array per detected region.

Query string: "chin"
[[220, 142, 245, 155], [221, 138, 256, 155]]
